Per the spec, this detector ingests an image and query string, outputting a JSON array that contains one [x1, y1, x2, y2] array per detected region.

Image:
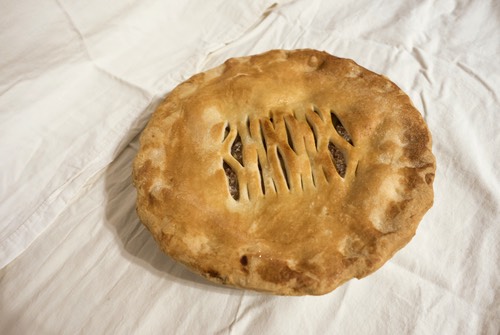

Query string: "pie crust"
[[132, 49, 435, 295]]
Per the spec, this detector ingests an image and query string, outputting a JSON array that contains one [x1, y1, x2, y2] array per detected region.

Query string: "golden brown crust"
[[132, 49, 435, 295]]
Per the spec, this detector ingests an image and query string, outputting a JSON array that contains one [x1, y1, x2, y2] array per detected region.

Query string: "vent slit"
[[277, 148, 290, 190], [322, 165, 330, 183], [246, 117, 251, 134], [258, 158, 265, 195], [223, 161, 239, 200], [231, 133, 244, 166], [328, 142, 347, 178], [260, 121, 267, 152], [305, 115, 318, 150], [222, 110, 353, 201], [223, 124, 230, 142], [284, 119, 296, 153], [331, 111, 353, 145], [312, 106, 323, 121]]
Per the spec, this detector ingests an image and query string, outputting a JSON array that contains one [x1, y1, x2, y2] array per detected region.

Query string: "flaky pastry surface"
[[133, 49, 435, 295]]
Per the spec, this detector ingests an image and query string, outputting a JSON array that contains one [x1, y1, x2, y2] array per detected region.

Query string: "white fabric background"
[[1, 0, 499, 334]]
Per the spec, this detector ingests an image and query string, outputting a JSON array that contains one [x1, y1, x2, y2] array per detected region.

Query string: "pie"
[[132, 49, 436, 295]]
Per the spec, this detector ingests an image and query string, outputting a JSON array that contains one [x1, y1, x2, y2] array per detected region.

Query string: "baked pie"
[[132, 49, 435, 295]]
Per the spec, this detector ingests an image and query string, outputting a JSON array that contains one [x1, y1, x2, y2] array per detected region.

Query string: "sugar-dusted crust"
[[132, 49, 435, 295]]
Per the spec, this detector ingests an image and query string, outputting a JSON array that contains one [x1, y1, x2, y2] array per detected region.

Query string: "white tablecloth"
[[1, 0, 499, 334]]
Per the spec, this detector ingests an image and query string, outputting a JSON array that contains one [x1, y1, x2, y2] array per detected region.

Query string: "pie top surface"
[[132, 49, 435, 295]]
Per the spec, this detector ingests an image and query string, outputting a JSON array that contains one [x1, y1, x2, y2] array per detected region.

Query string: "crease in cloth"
[[54, 0, 153, 99], [224, 292, 245, 335], [196, 2, 282, 72], [388, 260, 492, 317], [455, 61, 499, 101], [325, 284, 350, 327], [1, 1, 163, 269]]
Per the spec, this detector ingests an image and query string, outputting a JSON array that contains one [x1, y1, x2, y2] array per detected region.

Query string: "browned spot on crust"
[[159, 230, 173, 245], [136, 159, 154, 186], [401, 168, 424, 191], [240, 255, 248, 266], [403, 121, 430, 164], [342, 257, 358, 267], [206, 269, 224, 282], [425, 173, 435, 184], [147, 192, 158, 205], [387, 199, 411, 220], [258, 260, 308, 287]]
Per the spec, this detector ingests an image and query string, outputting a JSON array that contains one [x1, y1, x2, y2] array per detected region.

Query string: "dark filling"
[[331, 112, 353, 145], [223, 161, 239, 200], [231, 134, 243, 166], [335, 124, 352, 144], [328, 142, 347, 178]]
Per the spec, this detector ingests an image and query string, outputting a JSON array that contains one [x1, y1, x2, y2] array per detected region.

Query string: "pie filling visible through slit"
[[132, 49, 436, 295]]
